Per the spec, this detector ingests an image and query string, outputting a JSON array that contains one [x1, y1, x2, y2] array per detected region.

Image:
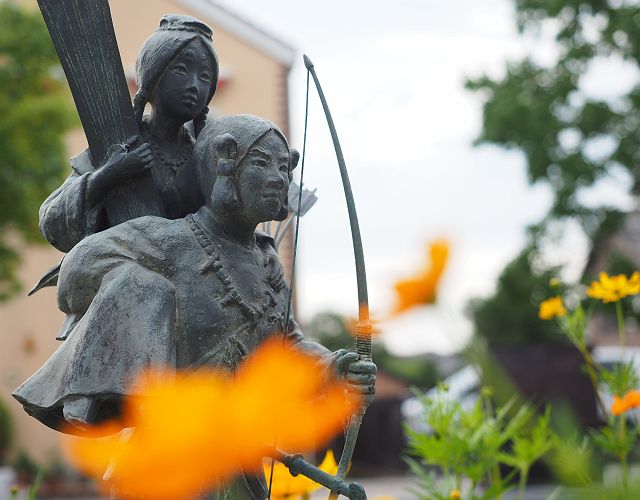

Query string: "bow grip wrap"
[[354, 321, 373, 363]]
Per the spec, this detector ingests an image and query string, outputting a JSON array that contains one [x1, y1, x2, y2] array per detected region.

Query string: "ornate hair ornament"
[[158, 14, 213, 40], [213, 133, 238, 178]]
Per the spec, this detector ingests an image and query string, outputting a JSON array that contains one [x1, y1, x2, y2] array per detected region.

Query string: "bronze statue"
[[39, 14, 218, 253], [18, 1, 376, 497], [15, 114, 375, 498]]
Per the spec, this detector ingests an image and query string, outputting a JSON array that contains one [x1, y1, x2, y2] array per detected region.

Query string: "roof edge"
[[175, 0, 296, 68]]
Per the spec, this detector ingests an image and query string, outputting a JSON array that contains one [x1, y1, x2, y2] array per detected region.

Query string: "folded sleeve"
[[39, 171, 105, 252]]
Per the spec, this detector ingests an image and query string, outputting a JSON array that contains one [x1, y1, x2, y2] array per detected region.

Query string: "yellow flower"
[[550, 277, 561, 288], [265, 450, 338, 498], [538, 296, 567, 320], [393, 240, 449, 314], [64, 339, 359, 499], [449, 489, 462, 500], [611, 389, 640, 416], [587, 272, 640, 303]]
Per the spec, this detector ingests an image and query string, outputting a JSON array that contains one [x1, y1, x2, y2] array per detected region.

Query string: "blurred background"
[[1, 0, 639, 497]]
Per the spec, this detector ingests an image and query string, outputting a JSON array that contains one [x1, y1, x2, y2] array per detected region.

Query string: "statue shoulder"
[[68, 216, 188, 263]]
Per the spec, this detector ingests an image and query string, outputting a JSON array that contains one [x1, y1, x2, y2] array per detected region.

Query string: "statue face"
[[153, 38, 213, 122], [238, 131, 290, 223]]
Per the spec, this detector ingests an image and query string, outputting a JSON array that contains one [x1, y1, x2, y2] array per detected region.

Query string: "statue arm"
[[39, 170, 106, 253], [259, 234, 351, 373], [39, 143, 154, 252]]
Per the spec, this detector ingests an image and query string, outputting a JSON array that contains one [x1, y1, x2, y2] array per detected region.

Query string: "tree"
[[0, 397, 11, 465], [467, 0, 640, 343], [467, 0, 640, 240], [470, 247, 563, 345], [0, 2, 76, 300]]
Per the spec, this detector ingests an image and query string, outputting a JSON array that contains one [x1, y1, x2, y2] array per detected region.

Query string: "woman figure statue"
[[39, 14, 219, 253], [14, 114, 376, 498]]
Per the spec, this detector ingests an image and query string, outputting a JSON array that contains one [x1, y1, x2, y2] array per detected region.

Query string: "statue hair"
[[133, 15, 218, 138]]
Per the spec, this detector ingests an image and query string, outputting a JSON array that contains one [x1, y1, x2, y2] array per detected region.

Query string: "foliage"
[[0, 2, 76, 300], [470, 247, 563, 345], [0, 397, 12, 465], [406, 385, 554, 500], [542, 271, 640, 494], [467, 0, 640, 232], [12, 450, 38, 480], [407, 269, 640, 497], [466, 0, 640, 348]]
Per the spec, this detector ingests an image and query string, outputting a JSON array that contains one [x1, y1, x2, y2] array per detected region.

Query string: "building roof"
[[175, 0, 296, 68]]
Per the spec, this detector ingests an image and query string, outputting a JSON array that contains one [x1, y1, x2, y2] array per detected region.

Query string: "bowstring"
[[267, 67, 311, 500]]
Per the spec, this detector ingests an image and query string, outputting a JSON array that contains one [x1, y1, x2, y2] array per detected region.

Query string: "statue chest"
[[172, 233, 286, 369]]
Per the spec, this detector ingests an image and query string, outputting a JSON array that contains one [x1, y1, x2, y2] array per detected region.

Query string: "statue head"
[[133, 15, 219, 134], [194, 115, 300, 223]]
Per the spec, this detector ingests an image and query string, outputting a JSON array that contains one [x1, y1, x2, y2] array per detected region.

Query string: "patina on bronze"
[[18, 3, 375, 498], [16, 114, 375, 498], [38, 6, 218, 253]]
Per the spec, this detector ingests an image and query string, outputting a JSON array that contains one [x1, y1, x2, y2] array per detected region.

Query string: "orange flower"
[[265, 450, 338, 498], [64, 339, 359, 499], [587, 272, 640, 303], [538, 296, 567, 320], [611, 395, 628, 417], [393, 240, 449, 314], [610, 390, 640, 416]]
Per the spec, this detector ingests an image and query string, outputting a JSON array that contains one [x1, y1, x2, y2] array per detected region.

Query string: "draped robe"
[[14, 205, 332, 499]]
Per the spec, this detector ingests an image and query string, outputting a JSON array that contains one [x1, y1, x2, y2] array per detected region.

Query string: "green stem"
[[482, 392, 503, 500], [580, 347, 607, 417], [517, 466, 529, 500], [616, 301, 626, 351], [27, 469, 44, 500], [620, 415, 629, 490]]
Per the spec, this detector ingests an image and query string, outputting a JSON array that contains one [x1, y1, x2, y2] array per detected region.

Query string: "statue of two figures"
[[13, 4, 375, 499]]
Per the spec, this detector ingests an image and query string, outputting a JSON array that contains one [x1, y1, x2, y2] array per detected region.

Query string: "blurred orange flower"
[[611, 389, 640, 416], [538, 296, 567, 320], [393, 240, 449, 314], [64, 339, 358, 499], [587, 272, 640, 303], [265, 450, 338, 498]]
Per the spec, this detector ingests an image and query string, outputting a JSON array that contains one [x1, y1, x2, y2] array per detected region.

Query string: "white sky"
[[216, 0, 637, 355]]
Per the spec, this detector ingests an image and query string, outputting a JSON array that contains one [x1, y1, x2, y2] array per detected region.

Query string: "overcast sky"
[[215, 0, 636, 355]]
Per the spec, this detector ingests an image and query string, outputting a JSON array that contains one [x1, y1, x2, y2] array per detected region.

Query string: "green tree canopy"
[[467, 0, 640, 240], [0, 2, 76, 300], [470, 247, 563, 345], [467, 0, 640, 344]]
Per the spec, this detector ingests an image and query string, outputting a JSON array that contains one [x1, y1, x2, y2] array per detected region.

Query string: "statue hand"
[[87, 143, 153, 205], [334, 350, 376, 407]]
